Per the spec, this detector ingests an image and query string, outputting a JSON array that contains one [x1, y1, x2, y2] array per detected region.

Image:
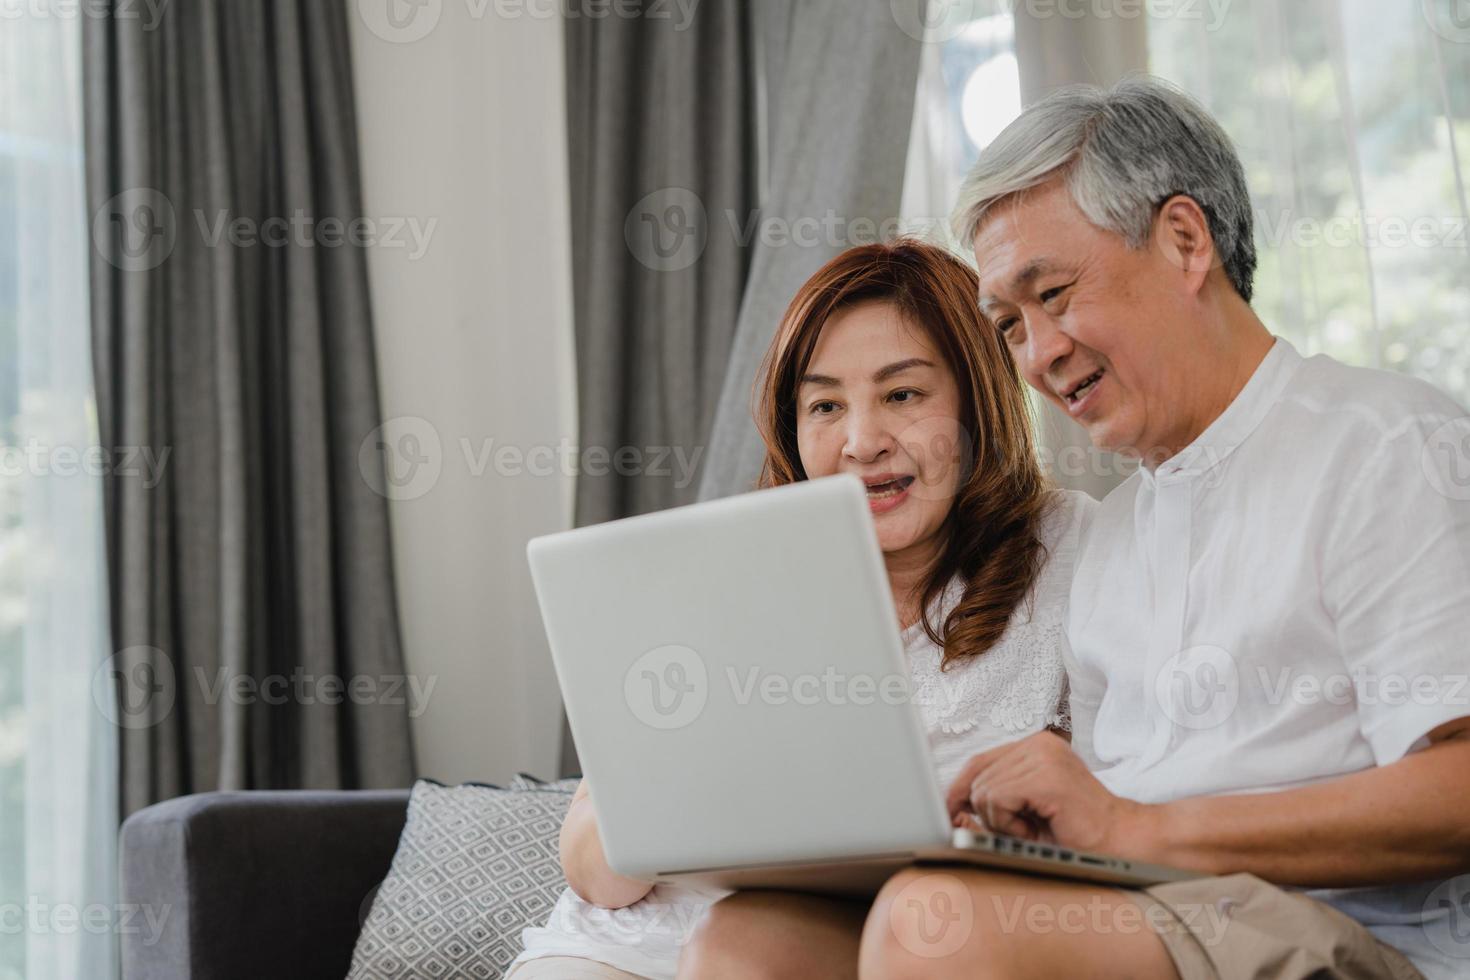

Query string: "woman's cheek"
[[796, 426, 834, 478]]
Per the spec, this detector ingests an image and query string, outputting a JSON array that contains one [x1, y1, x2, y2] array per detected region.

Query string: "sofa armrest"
[[120, 790, 410, 980]]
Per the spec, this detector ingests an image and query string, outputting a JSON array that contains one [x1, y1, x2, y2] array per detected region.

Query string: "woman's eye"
[[810, 401, 838, 415], [889, 389, 919, 404]]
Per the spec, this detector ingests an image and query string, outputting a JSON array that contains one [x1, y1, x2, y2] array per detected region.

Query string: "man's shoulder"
[[1282, 353, 1467, 443]]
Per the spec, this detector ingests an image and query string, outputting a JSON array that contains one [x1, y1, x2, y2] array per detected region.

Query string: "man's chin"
[[1082, 418, 1126, 455]]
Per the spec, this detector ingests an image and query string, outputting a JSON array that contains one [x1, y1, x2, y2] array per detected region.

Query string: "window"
[[900, 2, 1022, 247], [1, 9, 118, 979], [1154, 3, 1469, 405]]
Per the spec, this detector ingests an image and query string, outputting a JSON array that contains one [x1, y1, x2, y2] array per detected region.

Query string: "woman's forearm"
[[1139, 726, 1470, 887], [558, 783, 656, 908]]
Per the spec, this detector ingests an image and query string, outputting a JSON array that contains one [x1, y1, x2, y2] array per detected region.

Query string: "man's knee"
[[860, 867, 1014, 979]]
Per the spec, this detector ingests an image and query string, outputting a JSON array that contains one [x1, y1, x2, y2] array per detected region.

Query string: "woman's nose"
[[842, 410, 894, 463]]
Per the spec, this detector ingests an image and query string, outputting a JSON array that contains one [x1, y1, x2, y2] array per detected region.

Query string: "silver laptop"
[[526, 474, 1195, 895]]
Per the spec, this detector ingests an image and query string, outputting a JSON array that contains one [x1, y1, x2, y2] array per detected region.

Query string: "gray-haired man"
[[861, 77, 1470, 979]]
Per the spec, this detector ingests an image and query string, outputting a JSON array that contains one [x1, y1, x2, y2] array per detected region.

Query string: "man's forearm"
[[1130, 734, 1470, 887]]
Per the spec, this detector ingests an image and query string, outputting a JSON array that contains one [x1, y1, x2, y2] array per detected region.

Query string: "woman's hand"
[[944, 731, 1156, 858], [558, 779, 657, 909]]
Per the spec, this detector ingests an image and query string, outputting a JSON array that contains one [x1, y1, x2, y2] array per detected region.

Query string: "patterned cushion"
[[347, 779, 576, 980], [509, 773, 582, 794]]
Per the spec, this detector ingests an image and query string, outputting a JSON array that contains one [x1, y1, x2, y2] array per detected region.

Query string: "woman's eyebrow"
[[872, 358, 935, 382], [800, 358, 935, 389]]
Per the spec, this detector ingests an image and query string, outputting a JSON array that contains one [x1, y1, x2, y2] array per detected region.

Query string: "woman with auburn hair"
[[509, 239, 1094, 980]]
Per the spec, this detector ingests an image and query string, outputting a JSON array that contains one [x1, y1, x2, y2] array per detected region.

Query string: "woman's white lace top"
[[904, 488, 1096, 789]]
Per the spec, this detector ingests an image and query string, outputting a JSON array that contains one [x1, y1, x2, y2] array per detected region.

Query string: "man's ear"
[[1153, 194, 1219, 294]]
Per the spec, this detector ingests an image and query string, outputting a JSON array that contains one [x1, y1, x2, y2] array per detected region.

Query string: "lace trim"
[[908, 619, 1069, 735]]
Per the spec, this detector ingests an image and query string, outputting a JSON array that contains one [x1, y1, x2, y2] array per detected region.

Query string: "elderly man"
[[856, 77, 1470, 979]]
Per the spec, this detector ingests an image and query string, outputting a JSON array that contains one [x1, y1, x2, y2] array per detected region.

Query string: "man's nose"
[[1023, 315, 1074, 382]]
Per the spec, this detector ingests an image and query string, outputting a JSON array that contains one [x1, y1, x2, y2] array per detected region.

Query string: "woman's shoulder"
[[1040, 487, 1098, 548], [1030, 488, 1097, 606]]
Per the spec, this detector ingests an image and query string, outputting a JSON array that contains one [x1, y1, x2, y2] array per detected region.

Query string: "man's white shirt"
[[1066, 337, 1470, 977]]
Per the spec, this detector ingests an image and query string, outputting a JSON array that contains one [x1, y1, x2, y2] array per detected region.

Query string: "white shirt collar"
[[1140, 337, 1303, 487]]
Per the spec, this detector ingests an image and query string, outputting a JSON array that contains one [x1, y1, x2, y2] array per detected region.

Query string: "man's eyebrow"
[[799, 358, 935, 388], [979, 257, 1059, 311]]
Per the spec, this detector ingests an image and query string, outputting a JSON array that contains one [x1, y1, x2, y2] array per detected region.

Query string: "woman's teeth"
[[866, 477, 914, 498]]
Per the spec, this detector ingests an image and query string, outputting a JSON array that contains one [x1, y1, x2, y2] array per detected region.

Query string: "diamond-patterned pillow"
[[347, 779, 576, 980], [508, 773, 582, 794]]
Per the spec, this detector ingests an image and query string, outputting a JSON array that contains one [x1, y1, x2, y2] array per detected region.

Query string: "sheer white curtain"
[[1152, 0, 1470, 409], [1, 9, 119, 980], [904, 1, 1470, 495]]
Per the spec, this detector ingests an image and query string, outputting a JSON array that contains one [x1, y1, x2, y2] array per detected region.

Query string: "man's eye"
[[996, 317, 1019, 335], [1040, 284, 1070, 304]]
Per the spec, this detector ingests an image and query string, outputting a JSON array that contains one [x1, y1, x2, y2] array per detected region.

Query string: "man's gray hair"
[[951, 75, 1257, 301]]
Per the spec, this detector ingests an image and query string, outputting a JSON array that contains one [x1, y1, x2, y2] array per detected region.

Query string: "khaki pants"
[[1131, 873, 1425, 980]]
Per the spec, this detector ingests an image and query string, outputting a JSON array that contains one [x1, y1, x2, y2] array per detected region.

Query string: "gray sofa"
[[120, 790, 412, 980]]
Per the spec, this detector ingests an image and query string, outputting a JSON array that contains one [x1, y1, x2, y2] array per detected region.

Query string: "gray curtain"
[[559, 0, 760, 775], [697, 1, 926, 500], [84, 0, 415, 818], [558, 1, 923, 774], [565, 0, 759, 528]]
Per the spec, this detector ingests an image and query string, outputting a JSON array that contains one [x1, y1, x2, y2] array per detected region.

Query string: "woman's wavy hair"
[[754, 238, 1051, 669]]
